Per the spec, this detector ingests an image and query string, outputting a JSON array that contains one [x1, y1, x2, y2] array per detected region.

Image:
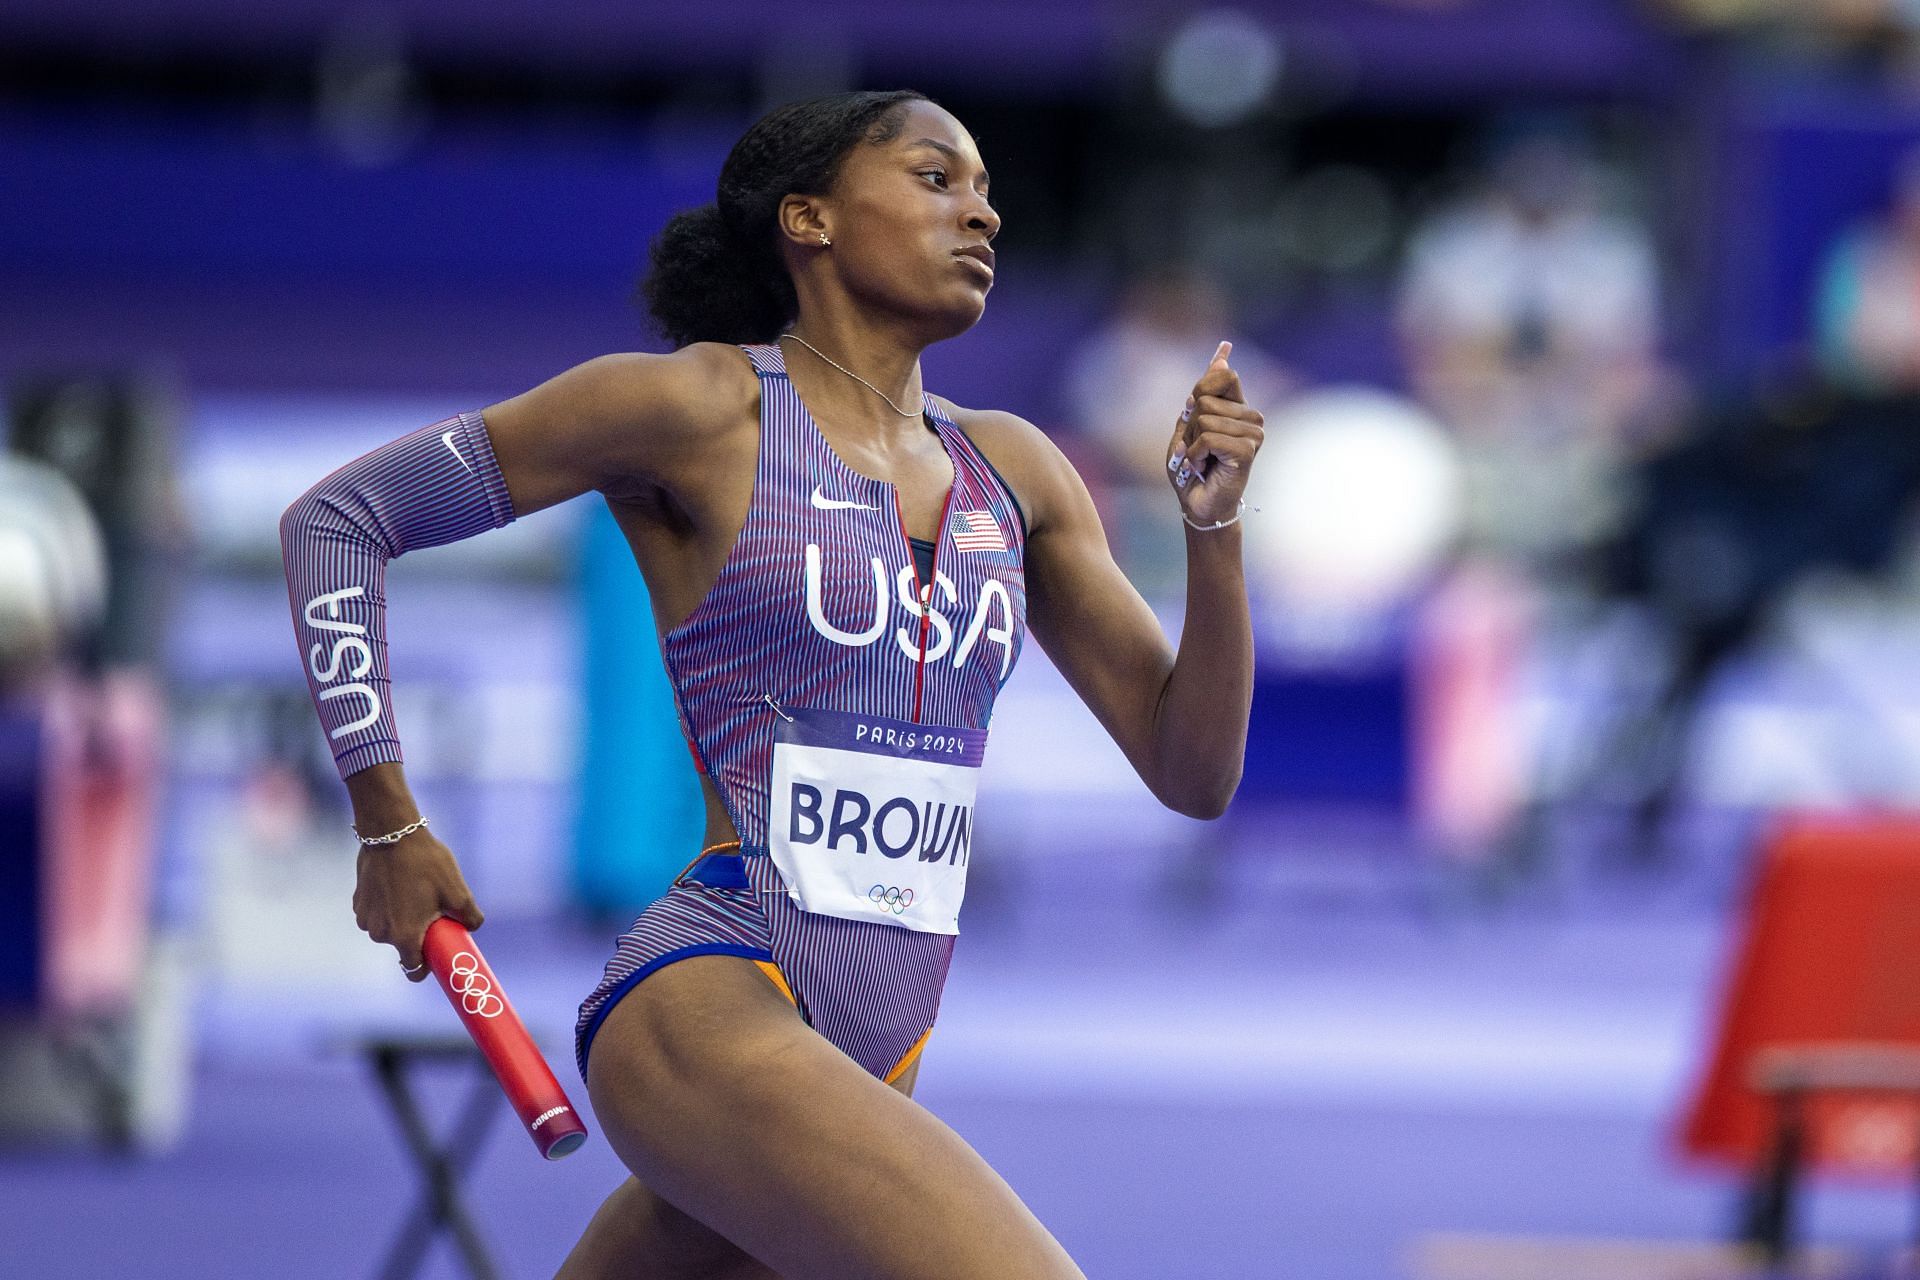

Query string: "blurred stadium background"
[[11, 1, 1920, 1276]]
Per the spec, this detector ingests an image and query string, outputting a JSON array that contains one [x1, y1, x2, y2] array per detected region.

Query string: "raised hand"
[[1166, 340, 1265, 528]]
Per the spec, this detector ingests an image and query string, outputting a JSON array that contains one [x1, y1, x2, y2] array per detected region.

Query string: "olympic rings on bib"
[[868, 885, 915, 915], [447, 951, 504, 1019]]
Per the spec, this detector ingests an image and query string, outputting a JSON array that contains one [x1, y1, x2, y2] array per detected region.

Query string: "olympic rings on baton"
[[447, 951, 505, 1018], [868, 885, 915, 914]]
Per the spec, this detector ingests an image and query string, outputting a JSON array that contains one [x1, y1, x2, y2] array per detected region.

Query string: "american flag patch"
[[950, 509, 1006, 553]]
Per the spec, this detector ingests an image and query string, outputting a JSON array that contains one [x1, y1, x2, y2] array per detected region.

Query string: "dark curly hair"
[[642, 90, 931, 348]]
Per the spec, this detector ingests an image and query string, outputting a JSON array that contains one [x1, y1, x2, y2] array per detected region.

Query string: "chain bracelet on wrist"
[[1184, 500, 1249, 532], [353, 815, 430, 846]]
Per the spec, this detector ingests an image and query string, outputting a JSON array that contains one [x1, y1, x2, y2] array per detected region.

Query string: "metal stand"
[[364, 1036, 505, 1280], [1738, 1044, 1920, 1268], [1739, 1085, 1804, 1263]]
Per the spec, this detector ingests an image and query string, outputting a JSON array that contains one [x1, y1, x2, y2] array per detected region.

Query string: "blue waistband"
[[681, 851, 762, 889]]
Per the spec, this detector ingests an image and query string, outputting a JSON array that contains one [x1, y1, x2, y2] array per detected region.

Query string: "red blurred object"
[[1681, 817, 1920, 1176], [421, 917, 589, 1160], [43, 671, 164, 1018]]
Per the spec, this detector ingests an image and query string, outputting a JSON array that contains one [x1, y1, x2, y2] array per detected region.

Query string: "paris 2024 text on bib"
[[767, 706, 986, 934]]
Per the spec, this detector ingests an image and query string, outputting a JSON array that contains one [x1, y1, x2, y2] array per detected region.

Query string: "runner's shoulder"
[[932, 400, 1074, 529], [572, 342, 758, 442]]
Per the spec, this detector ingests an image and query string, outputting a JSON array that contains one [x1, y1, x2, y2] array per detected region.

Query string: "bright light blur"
[[1245, 386, 1461, 620]]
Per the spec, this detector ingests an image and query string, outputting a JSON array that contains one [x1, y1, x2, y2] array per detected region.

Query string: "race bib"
[[767, 706, 986, 934]]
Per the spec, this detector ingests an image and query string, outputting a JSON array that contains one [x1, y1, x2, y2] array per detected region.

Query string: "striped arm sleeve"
[[279, 410, 517, 780]]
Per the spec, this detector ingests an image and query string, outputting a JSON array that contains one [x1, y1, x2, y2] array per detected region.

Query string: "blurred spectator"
[[1392, 125, 1674, 870], [6, 376, 187, 677], [1554, 152, 1920, 864], [1064, 268, 1289, 595], [0, 377, 179, 1149], [1396, 124, 1662, 573], [1819, 148, 1920, 392], [1576, 367, 1920, 861]]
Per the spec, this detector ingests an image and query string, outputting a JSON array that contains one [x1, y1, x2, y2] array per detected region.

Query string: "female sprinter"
[[280, 90, 1261, 1279]]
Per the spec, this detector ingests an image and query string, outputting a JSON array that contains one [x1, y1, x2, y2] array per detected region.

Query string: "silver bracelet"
[[1183, 500, 1248, 532], [353, 815, 430, 846]]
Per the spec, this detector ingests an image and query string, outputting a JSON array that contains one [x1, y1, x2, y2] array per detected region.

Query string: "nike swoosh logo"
[[811, 485, 877, 512], [442, 430, 475, 476]]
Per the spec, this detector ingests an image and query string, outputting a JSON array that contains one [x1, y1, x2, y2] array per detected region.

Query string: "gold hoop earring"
[[818, 233, 831, 247]]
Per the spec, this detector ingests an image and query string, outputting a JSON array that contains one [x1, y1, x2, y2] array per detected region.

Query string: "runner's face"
[[823, 102, 1000, 340]]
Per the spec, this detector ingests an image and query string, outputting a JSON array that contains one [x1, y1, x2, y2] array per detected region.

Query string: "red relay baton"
[[421, 916, 589, 1160]]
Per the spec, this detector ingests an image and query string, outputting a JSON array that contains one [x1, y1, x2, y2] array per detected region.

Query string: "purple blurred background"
[[10, 1, 1920, 1276]]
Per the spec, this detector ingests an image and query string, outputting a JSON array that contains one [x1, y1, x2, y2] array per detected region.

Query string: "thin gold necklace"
[[779, 332, 921, 418]]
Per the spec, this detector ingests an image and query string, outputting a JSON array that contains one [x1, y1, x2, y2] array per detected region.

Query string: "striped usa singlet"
[[574, 342, 1028, 1084]]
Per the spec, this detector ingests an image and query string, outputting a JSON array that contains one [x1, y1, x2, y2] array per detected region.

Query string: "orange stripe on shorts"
[[754, 960, 796, 1007], [884, 1026, 933, 1085]]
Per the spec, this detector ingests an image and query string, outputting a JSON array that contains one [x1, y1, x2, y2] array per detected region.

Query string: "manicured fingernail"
[[1213, 340, 1232, 364], [1168, 449, 1186, 472], [1181, 397, 1194, 422]]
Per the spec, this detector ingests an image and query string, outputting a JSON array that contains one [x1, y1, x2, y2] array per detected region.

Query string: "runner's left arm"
[[981, 347, 1262, 818]]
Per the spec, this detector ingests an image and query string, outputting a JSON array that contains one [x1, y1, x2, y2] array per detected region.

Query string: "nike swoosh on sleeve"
[[810, 485, 877, 511], [442, 430, 476, 475]]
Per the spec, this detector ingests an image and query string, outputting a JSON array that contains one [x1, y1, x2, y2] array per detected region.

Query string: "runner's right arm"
[[277, 345, 738, 973]]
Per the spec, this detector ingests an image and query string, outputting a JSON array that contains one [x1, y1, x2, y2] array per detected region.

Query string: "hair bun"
[[638, 90, 929, 349], [642, 203, 787, 348]]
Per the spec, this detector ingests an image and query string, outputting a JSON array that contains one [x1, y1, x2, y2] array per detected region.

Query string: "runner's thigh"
[[554, 1175, 775, 1280], [557, 1030, 927, 1280], [585, 955, 1083, 1280]]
